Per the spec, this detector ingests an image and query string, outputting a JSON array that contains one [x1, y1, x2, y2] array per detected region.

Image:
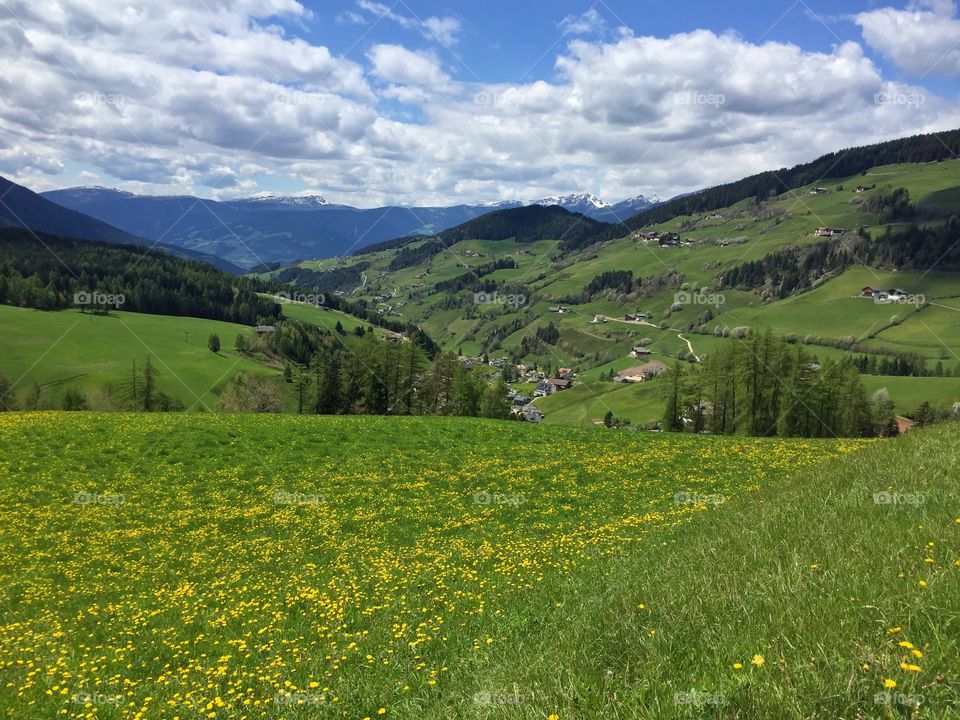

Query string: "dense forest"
[[663, 332, 885, 438], [0, 229, 280, 324], [593, 128, 960, 246], [274, 262, 370, 294]]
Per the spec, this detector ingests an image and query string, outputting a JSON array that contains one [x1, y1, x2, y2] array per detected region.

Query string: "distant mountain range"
[[41, 187, 658, 269], [0, 177, 243, 273]]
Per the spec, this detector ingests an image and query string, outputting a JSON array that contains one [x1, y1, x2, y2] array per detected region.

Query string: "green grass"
[[1, 413, 956, 718], [536, 379, 668, 427], [0, 305, 276, 408]]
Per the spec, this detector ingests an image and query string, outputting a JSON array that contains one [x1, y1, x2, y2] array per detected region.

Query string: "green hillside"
[[260, 157, 960, 426], [0, 305, 277, 409], [1, 413, 956, 718]]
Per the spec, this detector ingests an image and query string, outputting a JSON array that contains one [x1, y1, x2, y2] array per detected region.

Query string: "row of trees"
[[662, 331, 884, 437], [281, 335, 512, 418]]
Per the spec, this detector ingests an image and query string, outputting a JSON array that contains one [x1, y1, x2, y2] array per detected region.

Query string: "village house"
[[591, 314, 607, 324], [548, 306, 569, 314], [617, 360, 669, 383], [254, 325, 276, 336], [630, 346, 653, 358], [522, 404, 543, 423], [557, 368, 573, 380], [658, 233, 681, 247], [856, 184, 876, 193], [860, 286, 883, 299], [547, 378, 572, 392], [808, 187, 830, 196], [815, 227, 846, 237]]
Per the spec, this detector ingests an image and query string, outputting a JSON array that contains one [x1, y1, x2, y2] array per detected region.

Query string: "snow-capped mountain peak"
[[530, 193, 609, 210], [237, 194, 330, 208]]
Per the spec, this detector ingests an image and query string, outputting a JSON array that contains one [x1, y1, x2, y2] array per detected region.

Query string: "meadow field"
[[0, 306, 276, 409], [1, 414, 957, 718]]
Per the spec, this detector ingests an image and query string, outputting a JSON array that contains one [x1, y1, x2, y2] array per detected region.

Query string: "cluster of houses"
[[623, 312, 651, 322], [460, 250, 486, 258], [633, 231, 694, 248], [506, 368, 577, 423], [532, 368, 574, 397], [859, 287, 912, 302], [815, 227, 846, 237]]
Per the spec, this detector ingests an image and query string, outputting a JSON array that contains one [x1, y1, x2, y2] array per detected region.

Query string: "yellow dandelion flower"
[[883, 678, 897, 689], [887, 627, 902, 634], [898, 641, 914, 649], [900, 662, 922, 672], [918, 580, 927, 588], [751, 654, 765, 668], [733, 663, 743, 670]]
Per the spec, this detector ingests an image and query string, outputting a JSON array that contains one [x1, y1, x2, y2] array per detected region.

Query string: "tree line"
[[663, 331, 886, 438], [0, 228, 280, 324]]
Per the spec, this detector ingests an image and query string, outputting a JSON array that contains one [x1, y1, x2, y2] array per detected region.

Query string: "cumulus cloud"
[[368, 45, 451, 88], [0, 1, 957, 208], [856, 1, 960, 76]]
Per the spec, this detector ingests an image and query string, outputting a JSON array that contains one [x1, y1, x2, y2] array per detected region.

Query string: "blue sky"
[[0, 0, 958, 206]]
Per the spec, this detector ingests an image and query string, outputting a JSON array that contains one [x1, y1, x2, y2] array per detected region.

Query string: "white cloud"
[[367, 44, 451, 88], [558, 8, 607, 36], [355, 0, 461, 47], [856, 1, 960, 76], [0, 3, 957, 209]]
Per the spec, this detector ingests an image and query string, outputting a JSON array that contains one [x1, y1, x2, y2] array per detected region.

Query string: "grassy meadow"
[[1, 413, 957, 718], [0, 305, 277, 409]]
